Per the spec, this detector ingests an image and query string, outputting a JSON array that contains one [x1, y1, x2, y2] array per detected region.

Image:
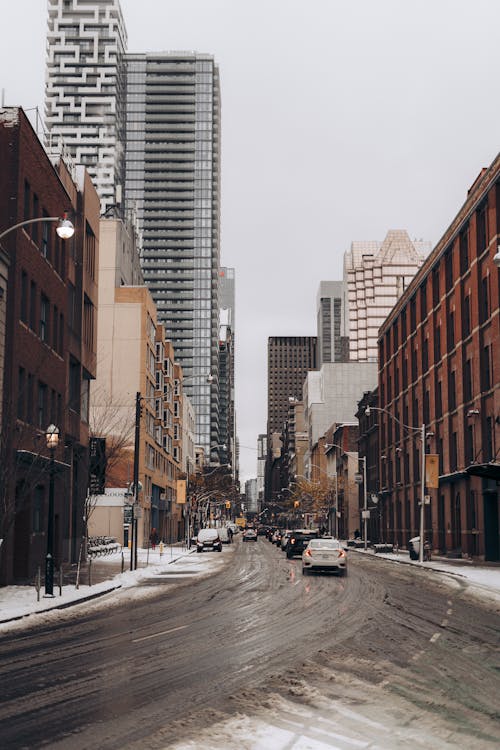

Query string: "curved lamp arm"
[[0, 215, 74, 242]]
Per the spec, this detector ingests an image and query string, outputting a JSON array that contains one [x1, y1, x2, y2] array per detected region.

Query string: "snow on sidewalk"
[[0, 544, 227, 628]]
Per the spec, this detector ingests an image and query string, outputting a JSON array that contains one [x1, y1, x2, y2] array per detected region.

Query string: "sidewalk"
[[350, 544, 500, 600], [0, 544, 200, 627]]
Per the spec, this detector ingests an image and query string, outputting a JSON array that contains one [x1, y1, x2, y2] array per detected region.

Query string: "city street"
[[1, 538, 499, 749]]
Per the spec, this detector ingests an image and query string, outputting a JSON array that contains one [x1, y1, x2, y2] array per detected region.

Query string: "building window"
[[412, 397, 419, 426], [422, 337, 429, 373], [420, 281, 427, 320], [20, 270, 28, 324], [481, 345, 492, 391], [447, 311, 455, 350], [85, 222, 96, 280], [445, 248, 453, 292], [434, 325, 441, 362], [459, 226, 469, 274], [29, 281, 37, 331], [465, 424, 474, 465], [23, 180, 30, 225], [450, 432, 458, 471], [464, 360, 473, 402], [40, 294, 49, 342], [432, 265, 440, 307], [449, 370, 456, 411], [462, 294, 471, 338], [37, 381, 48, 429], [411, 347, 418, 381], [423, 389, 430, 425], [480, 275, 490, 323], [410, 296, 416, 330], [83, 295, 94, 349], [476, 200, 488, 256], [435, 380, 442, 418], [81, 371, 90, 423]]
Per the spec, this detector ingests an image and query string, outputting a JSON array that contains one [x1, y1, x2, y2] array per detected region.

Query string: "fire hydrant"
[[159, 541, 164, 558]]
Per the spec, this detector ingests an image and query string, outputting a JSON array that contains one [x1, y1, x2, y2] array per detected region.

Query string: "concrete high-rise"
[[267, 336, 318, 436], [316, 281, 349, 365], [124, 52, 221, 457], [45, 0, 127, 215], [344, 230, 430, 361]]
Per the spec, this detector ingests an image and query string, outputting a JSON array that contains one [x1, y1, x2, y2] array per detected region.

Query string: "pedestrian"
[[150, 527, 159, 550]]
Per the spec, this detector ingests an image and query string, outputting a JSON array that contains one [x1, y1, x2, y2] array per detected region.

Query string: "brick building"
[[0, 107, 99, 583], [375, 155, 499, 561]]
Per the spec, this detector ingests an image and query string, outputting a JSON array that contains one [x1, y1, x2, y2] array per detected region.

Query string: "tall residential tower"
[[124, 52, 222, 457], [45, 0, 127, 215]]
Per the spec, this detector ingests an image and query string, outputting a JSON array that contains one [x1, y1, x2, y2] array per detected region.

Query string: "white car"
[[302, 538, 347, 575]]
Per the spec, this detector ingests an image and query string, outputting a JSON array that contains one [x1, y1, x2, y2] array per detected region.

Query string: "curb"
[[0, 547, 198, 625], [349, 547, 493, 586]]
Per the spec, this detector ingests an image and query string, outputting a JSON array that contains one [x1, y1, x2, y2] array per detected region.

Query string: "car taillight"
[[290, 538, 295, 544], [338, 550, 345, 558], [305, 548, 312, 557]]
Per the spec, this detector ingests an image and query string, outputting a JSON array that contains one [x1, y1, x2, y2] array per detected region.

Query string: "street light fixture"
[[365, 405, 427, 563], [0, 213, 75, 242], [44, 424, 59, 597]]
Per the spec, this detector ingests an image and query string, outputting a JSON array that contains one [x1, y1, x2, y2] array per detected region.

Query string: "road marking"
[[132, 624, 188, 643], [447, 608, 452, 615], [430, 632, 441, 643], [441, 618, 449, 628]]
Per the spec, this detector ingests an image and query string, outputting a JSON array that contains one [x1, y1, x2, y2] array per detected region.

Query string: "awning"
[[466, 463, 500, 481]]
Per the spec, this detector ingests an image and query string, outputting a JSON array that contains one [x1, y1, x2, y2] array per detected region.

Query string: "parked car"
[[286, 529, 319, 558], [271, 529, 282, 545], [196, 528, 222, 553], [302, 537, 347, 575], [242, 528, 258, 542]]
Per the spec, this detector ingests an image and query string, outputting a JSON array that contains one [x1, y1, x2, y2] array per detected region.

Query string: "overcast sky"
[[2, 0, 500, 482]]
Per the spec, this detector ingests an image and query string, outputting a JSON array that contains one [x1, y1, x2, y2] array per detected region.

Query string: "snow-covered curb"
[[0, 543, 236, 630]]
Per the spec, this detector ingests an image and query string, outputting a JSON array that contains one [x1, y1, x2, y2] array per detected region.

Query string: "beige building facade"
[[90, 219, 182, 546], [344, 230, 430, 361]]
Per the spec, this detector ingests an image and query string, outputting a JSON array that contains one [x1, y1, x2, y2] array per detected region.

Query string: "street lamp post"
[[359, 456, 368, 551], [44, 424, 59, 597], [365, 406, 427, 563]]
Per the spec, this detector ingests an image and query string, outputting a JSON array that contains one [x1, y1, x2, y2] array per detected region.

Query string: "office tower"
[[267, 336, 318, 436], [45, 0, 127, 215], [218, 268, 235, 469], [124, 52, 221, 457], [316, 280, 349, 365], [344, 230, 430, 361]]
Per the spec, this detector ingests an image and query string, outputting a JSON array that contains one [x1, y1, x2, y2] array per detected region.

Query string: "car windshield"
[[309, 539, 341, 550], [198, 529, 218, 541]]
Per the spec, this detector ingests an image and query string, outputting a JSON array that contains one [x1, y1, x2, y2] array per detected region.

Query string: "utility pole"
[[131, 392, 141, 571]]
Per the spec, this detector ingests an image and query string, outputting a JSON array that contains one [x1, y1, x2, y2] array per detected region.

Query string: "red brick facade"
[[376, 155, 500, 560], [0, 109, 99, 583]]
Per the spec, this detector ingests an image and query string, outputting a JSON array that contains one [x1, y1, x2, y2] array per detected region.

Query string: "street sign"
[[123, 506, 133, 524], [354, 473, 363, 484], [362, 510, 370, 519]]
